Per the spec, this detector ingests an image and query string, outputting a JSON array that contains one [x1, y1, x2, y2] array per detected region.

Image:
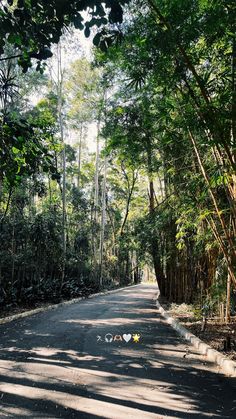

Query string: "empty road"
[[0, 284, 236, 418]]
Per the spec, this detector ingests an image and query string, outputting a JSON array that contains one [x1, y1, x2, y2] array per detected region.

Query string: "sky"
[[30, 26, 98, 153], [64, 29, 98, 153]]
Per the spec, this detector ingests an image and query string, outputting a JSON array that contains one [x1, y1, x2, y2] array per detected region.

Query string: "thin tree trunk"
[[120, 165, 138, 236], [77, 123, 83, 189], [225, 270, 231, 324], [206, 216, 236, 286], [188, 130, 236, 280], [232, 37, 236, 151], [0, 188, 12, 225], [94, 120, 101, 224], [149, 177, 166, 290], [57, 43, 66, 290], [93, 118, 101, 273], [99, 155, 107, 288], [11, 213, 15, 284], [146, 137, 166, 291]]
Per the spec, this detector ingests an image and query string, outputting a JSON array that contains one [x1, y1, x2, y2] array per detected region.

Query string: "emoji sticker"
[[132, 334, 141, 343], [105, 333, 113, 343], [123, 333, 132, 342], [113, 335, 123, 342]]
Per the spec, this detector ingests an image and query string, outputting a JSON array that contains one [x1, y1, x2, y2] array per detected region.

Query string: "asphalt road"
[[0, 284, 236, 418]]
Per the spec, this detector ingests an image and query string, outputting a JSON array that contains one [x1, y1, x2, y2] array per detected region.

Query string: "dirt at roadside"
[[0, 301, 55, 320], [161, 301, 236, 361], [0, 284, 125, 322]]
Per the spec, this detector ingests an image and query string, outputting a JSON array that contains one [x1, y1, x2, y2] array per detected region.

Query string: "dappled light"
[[1, 286, 236, 417], [0, 0, 236, 417]]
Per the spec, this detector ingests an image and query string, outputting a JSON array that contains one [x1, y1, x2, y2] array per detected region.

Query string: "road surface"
[[0, 284, 236, 418]]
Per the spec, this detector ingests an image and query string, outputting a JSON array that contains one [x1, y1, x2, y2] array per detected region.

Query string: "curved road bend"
[[0, 284, 236, 418]]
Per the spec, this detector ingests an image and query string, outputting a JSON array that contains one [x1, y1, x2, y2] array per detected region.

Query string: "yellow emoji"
[[132, 333, 141, 343]]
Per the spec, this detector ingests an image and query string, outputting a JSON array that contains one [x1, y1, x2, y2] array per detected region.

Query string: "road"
[[0, 284, 236, 418]]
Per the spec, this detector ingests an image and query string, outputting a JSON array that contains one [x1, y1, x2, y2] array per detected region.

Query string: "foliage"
[[0, 0, 130, 72], [96, 0, 236, 309], [1, 0, 236, 319]]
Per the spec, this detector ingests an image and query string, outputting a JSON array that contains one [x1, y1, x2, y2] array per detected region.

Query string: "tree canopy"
[[0, 0, 236, 325], [0, 0, 130, 71]]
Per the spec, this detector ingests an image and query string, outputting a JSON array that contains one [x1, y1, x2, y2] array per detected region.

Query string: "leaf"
[[38, 48, 53, 60], [84, 26, 90, 38], [8, 33, 22, 46], [93, 32, 101, 47], [73, 15, 84, 30], [12, 147, 20, 154]]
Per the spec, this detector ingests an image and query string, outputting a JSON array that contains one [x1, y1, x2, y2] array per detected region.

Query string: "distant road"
[[0, 284, 236, 418]]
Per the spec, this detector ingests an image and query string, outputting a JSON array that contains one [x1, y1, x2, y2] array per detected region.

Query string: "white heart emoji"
[[123, 333, 132, 343]]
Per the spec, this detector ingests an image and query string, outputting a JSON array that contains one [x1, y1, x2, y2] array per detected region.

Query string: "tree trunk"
[[57, 43, 66, 291], [149, 178, 166, 292], [225, 271, 231, 324], [92, 118, 101, 277], [99, 155, 107, 288], [77, 123, 83, 189]]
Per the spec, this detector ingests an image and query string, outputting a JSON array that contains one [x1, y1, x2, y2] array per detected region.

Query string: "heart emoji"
[[123, 333, 132, 343]]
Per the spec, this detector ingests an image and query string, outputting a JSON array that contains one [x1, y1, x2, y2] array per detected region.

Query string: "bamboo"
[[189, 129, 236, 259]]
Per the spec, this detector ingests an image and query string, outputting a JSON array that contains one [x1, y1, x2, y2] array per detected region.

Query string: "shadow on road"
[[0, 285, 236, 418]]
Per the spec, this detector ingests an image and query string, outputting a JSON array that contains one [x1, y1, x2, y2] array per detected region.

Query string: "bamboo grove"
[[0, 0, 236, 320]]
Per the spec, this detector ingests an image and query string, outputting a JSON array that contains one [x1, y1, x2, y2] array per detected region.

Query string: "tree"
[[0, 0, 130, 71], [96, 0, 236, 315]]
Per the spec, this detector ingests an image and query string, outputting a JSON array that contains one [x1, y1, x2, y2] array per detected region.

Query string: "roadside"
[[0, 300, 55, 320], [0, 284, 120, 321], [160, 301, 236, 362], [0, 282, 138, 325], [3, 286, 236, 368], [1, 284, 236, 418]]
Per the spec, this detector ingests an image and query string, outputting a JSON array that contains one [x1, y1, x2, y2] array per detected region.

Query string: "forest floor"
[[161, 301, 236, 362]]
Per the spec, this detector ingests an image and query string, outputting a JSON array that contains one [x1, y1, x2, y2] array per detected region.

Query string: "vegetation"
[[0, 0, 236, 323]]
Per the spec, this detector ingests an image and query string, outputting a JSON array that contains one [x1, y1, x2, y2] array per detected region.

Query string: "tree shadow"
[[0, 285, 236, 418]]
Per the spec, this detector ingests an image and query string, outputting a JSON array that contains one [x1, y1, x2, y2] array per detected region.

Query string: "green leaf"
[[8, 33, 22, 46], [12, 147, 20, 154]]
